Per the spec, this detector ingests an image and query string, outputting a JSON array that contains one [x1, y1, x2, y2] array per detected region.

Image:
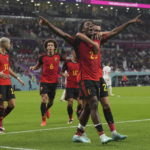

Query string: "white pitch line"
[[115, 96, 150, 99], [1, 118, 150, 136], [0, 146, 39, 150]]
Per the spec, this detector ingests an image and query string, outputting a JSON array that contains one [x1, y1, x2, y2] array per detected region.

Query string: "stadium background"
[[0, 0, 150, 91], [0, 1, 150, 150]]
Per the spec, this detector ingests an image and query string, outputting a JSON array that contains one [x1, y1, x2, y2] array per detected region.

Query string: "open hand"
[[129, 15, 143, 24], [39, 16, 49, 26]]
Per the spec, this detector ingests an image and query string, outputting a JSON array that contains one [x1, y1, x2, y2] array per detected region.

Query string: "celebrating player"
[[39, 17, 113, 144], [30, 39, 63, 126], [0, 37, 25, 133], [61, 51, 82, 124], [92, 15, 142, 141], [38, 15, 142, 144]]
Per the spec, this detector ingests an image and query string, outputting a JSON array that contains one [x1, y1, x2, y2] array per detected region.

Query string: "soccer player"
[[38, 15, 142, 144], [39, 17, 113, 144], [61, 50, 82, 124], [30, 39, 62, 126], [0, 37, 25, 133], [103, 64, 114, 96], [92, 15, 142, 141]]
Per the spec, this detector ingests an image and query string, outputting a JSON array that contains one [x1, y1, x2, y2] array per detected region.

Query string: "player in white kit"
[[103, 65, 114, 96]]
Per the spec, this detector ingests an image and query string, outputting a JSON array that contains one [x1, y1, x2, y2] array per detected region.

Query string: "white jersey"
[[103, 66, 111, 78], [103, 66, 112, 86]]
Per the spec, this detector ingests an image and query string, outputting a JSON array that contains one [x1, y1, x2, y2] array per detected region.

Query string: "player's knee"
[[84, 105, 90, 113], [41, 95, 48, 102], [9, 103, 15, 109], [90, 100, 98, 110], [101, 97, 110, 109], [68, 100, 73, 106], [103, 103, 110, 109]]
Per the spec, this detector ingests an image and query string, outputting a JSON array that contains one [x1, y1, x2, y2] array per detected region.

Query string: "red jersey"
[[98, 49, 103, 79], [39, 54, 60, 83], [96, 34, 109, 79], [62, 60, 80, 88], [0, 53, 11, 85], [75, 40, 101, 81]]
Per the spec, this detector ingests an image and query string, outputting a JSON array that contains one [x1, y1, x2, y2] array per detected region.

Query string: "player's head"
[[44, 39, 57, 54], [79, 20, 94, 36], [0, 37, 11, 50], [93, 24, 101, 35]]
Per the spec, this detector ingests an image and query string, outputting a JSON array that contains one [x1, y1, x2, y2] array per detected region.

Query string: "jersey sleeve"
[[101, 34, 109, 45], [38, 56, 43, 65]]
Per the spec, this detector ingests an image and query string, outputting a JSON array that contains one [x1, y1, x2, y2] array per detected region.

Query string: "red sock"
[[0, 118, 3, 127], [42, 116, 46, 122], [109, 123, 116, 132]]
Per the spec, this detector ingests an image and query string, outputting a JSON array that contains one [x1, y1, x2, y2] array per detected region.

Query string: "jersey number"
[[72, 70, 78, 76], [102, 84, 107, 92], [89, 51, 98, 60], [50, 64, 54, 70], [4, 64, 9, 71]]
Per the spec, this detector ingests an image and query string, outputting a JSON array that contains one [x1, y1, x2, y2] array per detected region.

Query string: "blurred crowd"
[[0, 2, 150, 76]]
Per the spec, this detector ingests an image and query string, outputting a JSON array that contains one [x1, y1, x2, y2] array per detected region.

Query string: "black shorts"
[[40, 83, 57, 100], [65, 88, 80, 100], [99, 77, 108, 99], [80, 80, 99, 99], [0, 85, 15, 102]]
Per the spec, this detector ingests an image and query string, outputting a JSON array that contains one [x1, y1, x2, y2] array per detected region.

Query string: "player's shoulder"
[[39, 54, 47, 59], [53, 52, 61, 57]]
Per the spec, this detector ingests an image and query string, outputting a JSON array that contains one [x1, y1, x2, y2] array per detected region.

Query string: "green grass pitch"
[[0, 86, 150, 150]]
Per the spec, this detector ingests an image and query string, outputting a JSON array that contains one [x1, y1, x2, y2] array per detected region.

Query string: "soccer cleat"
[[41, 120, 46, 126], [68, 119, 73, 124], [46, 110, 50, 119], [100, 134, 113, 144], [0, 127, 5, 134], [41, 117, 46, 126], [112, 132, 127, 141], [72, 133, 91, 143]]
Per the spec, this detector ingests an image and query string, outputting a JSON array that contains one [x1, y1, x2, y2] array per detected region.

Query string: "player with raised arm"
[[39, 17, 113, 144], [61, 51, 82, 124], [91, 15, 142, 141], [0, 37, 25, 133], [30, 39, 62, 126], [38, 15, 142, 143]]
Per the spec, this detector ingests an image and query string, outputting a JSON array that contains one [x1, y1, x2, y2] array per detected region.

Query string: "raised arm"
[[39, 16, 75, 46], [76, 32, 99, 53], [101, 15, 142, 40]]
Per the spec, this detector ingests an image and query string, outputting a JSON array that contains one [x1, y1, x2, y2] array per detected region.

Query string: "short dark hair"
[[44, 39, 57, 50]]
